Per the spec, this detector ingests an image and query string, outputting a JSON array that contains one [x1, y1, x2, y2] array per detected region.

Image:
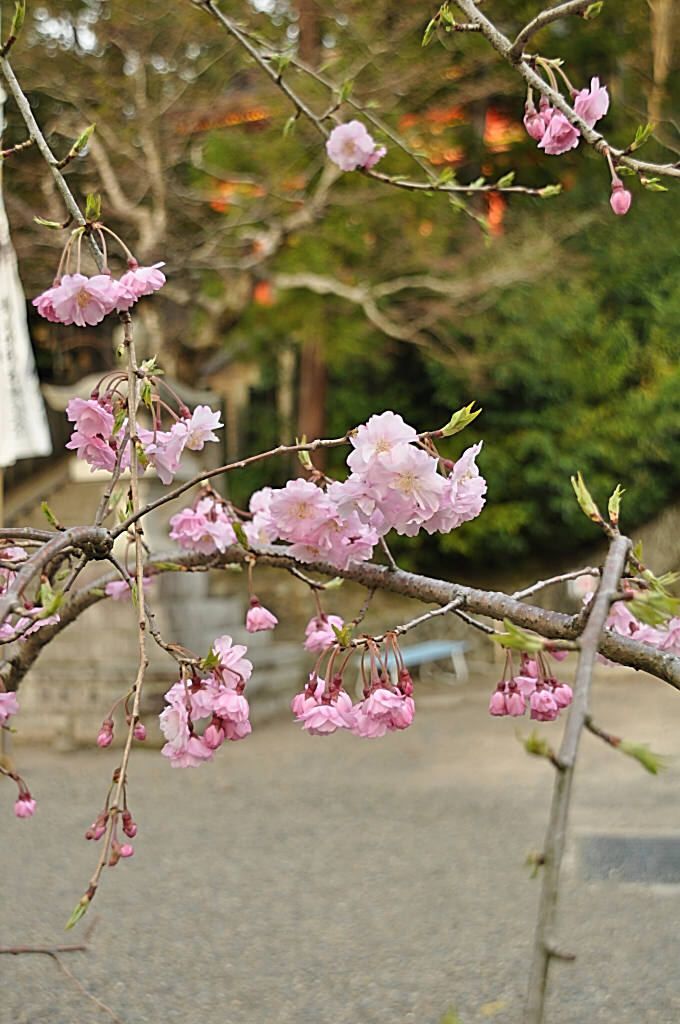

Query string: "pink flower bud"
[[92, 825, 106, 840], [610, 180, 632, 215], [14, 794, 37, 818], [133, 722, 147, 741], [553, 683, 573, 708], [123, 821, 138, 838], [119, 844, 134, 858], [489, 687, 507, 716], [504, 689, 526, 717], [97, 729, 113, 748], [245, 598, 278, 632], [203, 722, 224, 750]]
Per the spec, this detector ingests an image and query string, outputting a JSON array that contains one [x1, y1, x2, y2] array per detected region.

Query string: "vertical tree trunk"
[[648, 0, 675, 128]]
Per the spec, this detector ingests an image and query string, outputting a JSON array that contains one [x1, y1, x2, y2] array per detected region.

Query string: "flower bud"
[[14, 794, 37, 818], [610, 179, 632, 215], [119, 843, 134, 858], [133, 722, 147, 741], [489, 687, 507, 716]]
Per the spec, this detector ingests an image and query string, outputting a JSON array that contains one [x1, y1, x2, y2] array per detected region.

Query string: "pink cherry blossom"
[[489, 688, 507, 716], [0, 691, 19, 723], [32, 283, 61, 322], [212, 635, 253, 687], [505, 689, 526, 717], [610, 180, 632, 216], [66, 430, 120, 473], [51, 273, 121, 327], [573, 77, 609, 129], [303, 614, 344, 653], [530, 688, 559, 721], [326, 121, 385, 172], [523, 101, 547, 141], [105, 577, 153, 601], [537, 112, 580, 155], [223, 719, 252, 741], [553, 682, 573, 708], [246, 598, 278, 632], [180, 405, 224, 451], [347, 411, 418, 476], [269, 479, 334, 542], [117, 262, 166, 304], [14, 794, 37, 818], [140, 422, 188, 485], [66, 397, 115, 439]]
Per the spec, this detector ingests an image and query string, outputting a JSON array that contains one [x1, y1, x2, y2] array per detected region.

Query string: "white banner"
[[0, 86, 52, 468]]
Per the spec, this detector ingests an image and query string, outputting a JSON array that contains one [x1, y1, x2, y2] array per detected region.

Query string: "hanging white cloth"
[[0, 85, 52, 468]]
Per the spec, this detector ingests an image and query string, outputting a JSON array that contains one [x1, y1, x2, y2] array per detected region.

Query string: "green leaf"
[[641, 177, 668, 192], [41, 501, 61, 529], [436, 166, 455, 186], [298, 449, 313, 471], [570, 471, 602, 524], [422, 17, 438, 47], [112, 405, 126, 436], [339, 78, 354, 103], [9, 0, 26, 38], [583, 1, 604, 19], [614, 165, 636, 176], [283, 115, 297, 138], [630, 123, 654, 153], [33, 215, 65, 229], [271, 54, 291, 77], [440, 402, 482, 437], [38, 580, 63, 616], [628, 590, 680, 626], [141, 380, 153, 410], [232, 521, 249, 549], [618, 740, 667, 775], [520, 729, 554, 759], [134, 442, 149, 469], [85, 192, 101, 221], [323, 577, 344, 590], [64, 895, 90, 931], [331, 623, 352, 646], [201, 646, 219, 670], [493, 618, 545, 653], [607, 484, 625, 526], [496, 171, 515, 188], [538, 184, 563, 199], [151, 561, 184, 572]]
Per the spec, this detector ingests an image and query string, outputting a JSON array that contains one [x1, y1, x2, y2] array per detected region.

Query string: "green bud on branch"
[[440, 402, 482, 437]]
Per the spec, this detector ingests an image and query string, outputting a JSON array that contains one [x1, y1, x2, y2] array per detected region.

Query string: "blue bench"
[[356, 638, 469, 694]]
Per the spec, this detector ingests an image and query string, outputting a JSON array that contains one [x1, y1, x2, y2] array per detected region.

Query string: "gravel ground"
[[2, 669, 680, 1024]]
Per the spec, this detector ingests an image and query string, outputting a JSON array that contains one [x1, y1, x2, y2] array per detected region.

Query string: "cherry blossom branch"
[[0, 56, 103, 261], [512, 566, 600, 601], [454, 0, 680, 179], [509, 1, 593, 61], [523, 533, 630, 1024], [191, 0, 548, 198]]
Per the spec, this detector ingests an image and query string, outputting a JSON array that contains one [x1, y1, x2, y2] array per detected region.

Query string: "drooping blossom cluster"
[[66, 395, 222, 485], [159, 635, 253, 768], [488, 653, 573, 721], [0, 689, 35, 818], [303, 614, 345, 653], [33, 260, 165, 327], [0, 546, 60, 644], [169, 412, 485, 571], [523, 78, 609, 155], [292, 635, 415, 738], [326, 121, 386, 172]]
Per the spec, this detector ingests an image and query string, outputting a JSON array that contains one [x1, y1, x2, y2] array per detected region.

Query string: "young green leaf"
[[492, 618, 545, 653], [440, 402, 482, 437], [607, 484, 625, 526], [571, 472, 602, 523]]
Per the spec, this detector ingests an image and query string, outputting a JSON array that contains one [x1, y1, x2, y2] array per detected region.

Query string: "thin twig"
[[512, 567, 600, 601]]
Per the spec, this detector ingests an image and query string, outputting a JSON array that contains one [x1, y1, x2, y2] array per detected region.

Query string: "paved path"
[[2, 670, 680, 1024]]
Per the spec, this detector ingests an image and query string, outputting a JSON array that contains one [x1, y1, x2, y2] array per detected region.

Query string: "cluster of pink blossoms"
[[159, 636, 253, 768], [304, 613, 345, 653], [0, 546, 60, 644], [600, 597, 680, 658], [326, 121, 386, 172], [489, 654, 573, 721], [292, 666, 414, 738], [523, 78, 609, 155], [65, 396, 222, 484], [211, 412, 487, 571], [33, 261, 165, 327], [523, 78, 631, 215]]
